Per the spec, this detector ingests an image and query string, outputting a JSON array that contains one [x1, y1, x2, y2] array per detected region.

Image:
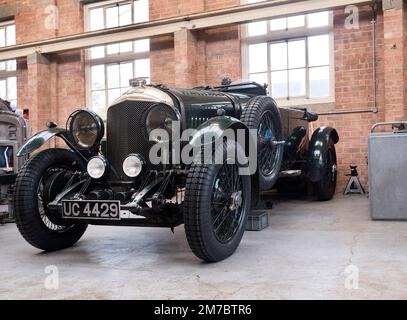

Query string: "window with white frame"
[[0, 21, 17, 108], [244, 10, 333, 105], [86, 0, 150, 119]]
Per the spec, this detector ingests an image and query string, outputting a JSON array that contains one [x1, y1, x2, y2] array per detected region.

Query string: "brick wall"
[[0, 0, 85, 133], [315, 6, 386, 191], [54, 51, 86, 127]]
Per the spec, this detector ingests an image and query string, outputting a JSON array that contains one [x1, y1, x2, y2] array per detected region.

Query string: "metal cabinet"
[[369, 122, 407, 220]]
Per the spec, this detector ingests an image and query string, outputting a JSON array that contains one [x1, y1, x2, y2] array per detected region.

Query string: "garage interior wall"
[[0, 0, 406, 191]]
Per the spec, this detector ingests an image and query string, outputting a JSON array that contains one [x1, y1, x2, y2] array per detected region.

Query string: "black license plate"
[[62, 200, 121, 220]]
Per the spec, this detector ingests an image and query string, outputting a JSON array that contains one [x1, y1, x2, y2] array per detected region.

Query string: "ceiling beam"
[[0, 0, 375, 61]]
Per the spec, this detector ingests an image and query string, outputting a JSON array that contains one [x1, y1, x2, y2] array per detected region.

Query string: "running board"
[[279, 170, 302, 178]]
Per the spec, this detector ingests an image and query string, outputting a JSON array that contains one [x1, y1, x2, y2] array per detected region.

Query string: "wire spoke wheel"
[[184, 141, 251, 262], [211, 162, 244, 244], [37, 167, 74, 232], [258, 110, 280, 176], [240, 96, 283, 190]]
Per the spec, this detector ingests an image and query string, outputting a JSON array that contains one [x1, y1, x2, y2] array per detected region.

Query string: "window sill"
[[274, 98, 336, 112]]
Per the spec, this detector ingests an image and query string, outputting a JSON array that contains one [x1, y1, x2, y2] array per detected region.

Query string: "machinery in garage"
[[0, 100, 29, 222], [369, 121, 407, 220]]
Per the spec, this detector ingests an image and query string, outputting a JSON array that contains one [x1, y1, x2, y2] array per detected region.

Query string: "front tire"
[[184, 142, 251, 262], [13, 149, 88, 251]]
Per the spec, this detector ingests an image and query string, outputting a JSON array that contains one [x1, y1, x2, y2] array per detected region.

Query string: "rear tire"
[[184, 141, 251, 262], [313, 140, 337, 201], [240, 96, 284, 190], [13, 149, 88, 251]]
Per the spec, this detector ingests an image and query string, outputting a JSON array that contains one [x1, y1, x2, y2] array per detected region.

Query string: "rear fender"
[[307, 126, 339, 182]]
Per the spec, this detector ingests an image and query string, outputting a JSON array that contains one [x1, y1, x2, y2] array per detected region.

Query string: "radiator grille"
[[106, 101, 156, 180]]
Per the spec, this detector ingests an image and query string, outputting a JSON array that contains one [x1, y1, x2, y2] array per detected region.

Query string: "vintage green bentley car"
[[13, 79, 338, 262]]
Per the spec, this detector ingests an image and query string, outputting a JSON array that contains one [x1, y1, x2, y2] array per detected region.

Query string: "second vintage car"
[[13, 79, 338, 262]]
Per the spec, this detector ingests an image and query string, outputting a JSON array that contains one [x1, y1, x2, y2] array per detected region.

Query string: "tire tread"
[[13, 149, 87, 251]]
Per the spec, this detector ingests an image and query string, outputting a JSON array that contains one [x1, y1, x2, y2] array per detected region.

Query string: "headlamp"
[[87, 156, 107, 179], [67, 110, 104, 149]]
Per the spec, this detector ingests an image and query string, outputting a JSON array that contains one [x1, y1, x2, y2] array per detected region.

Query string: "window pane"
[[91, 90, 105, 108], [309, 66, 330, 98], [107, 43, 119, 55], [86, 2, 151, 118], [107, 64, 120, 88], [247, 21, 267, 36], [120, 62, 133, 87], [106, 6, 119, 28], [269, 42, 287, 71], [119, 4, 132, 26], [91, 65, 105, 90], [287, 15, 304, 29], [0, 61, 5, 71], [308, 34, 330, 67], [308, 11, 329, 28], [119, 41, 133, 53], [90, 8, 104, 31], [249, 73, 268, 87], [6, 25, 15, 46], [0, 29, 5, 47], [135, 59, 150, 78], [90, 46, 105, 59], [0, 80, 6, 99], [248, 43, 267, 73], [134, 0, 149, 23], [288, 40, 305, 69], [270, 18, 286, 31], [108, 88, 121, 105], [288, 68, 306, 97], [91, 90, 106, 119], [134, 39, 150, 52], [271, 70, 288, 98], [7, 77, 17, 100], [6, 60, 16, 71]]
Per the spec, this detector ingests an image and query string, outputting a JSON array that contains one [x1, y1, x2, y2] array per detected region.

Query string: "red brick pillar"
[[27, 53, 53, 133], [383, 2, 406, 121], [174, 29, 198, 88]]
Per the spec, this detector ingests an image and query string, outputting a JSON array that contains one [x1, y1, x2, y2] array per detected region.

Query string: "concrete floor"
[[1, 195, 407, 300]]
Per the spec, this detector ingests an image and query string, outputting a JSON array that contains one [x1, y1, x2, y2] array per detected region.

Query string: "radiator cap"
[[130, 77, 148, 88]]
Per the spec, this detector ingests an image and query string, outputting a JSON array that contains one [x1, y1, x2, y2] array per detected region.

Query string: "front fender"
[[188, 116, 259, 195], [17, 127, 67, 157], [307, 126, 339, 182], [189, 116, 251, 147]]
